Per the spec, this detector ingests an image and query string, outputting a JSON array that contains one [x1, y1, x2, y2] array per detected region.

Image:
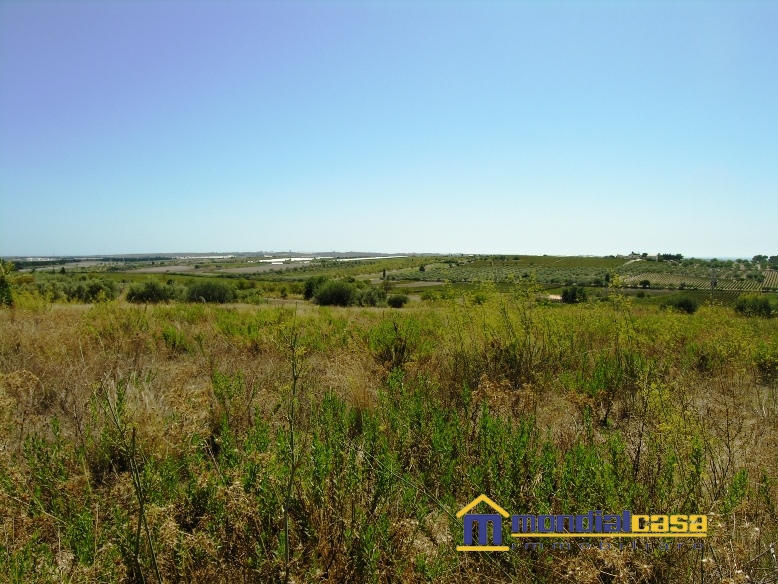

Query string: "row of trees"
[[128, 276, 410, 308], [658, 253, 684, 261], [560, 283, 776, 318], [753, 255, 778, 267], [126, 280, 236, 304], [1, 266, 406, 308], [0, 268, 236, 306], [12, 270, 119, 303]]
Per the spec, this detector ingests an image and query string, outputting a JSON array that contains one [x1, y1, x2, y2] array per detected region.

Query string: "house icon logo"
[[456, 494, 510, 551]]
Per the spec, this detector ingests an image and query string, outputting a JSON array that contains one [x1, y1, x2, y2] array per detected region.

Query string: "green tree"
[[561, 286, 587, 304], [0, 260, 14, 307]]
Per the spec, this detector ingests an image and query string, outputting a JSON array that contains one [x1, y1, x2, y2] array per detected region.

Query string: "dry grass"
[[0, 297, 777, 582]]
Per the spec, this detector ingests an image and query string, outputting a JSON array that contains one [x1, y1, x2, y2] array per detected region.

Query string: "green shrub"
[[236, 288, 268, 305], [162, 325, 190, 352], [734, 294, 772, 317], [561, 286, 587, 304], [186, 281, 236, 303], [472, 292, 487, 305], [387, 294, 409, 308], [353, 286, 386, 307], [64, 278, 118, 303], [661, 294, 699, 314], [304, 276, 329, 300], [314, 281, 354, 306], [754, 343, 778, 380], [126, 280, 179, 303], [420, 290, 439, 302]]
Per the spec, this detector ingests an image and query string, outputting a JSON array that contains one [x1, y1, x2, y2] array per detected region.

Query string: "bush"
[[420, 290, 439, 302], [734, 295, 772, 318], [472, 292, 487, 305], [754, 343, 778, 380], [353, 286, 386, 307], [63, 278, 118, 303], [314, 281, 354, 306], [304, 276, 329, 300], [235, 288, 269, 305], [661, 294, 699, 314], [126, 280, 179, 303], [561, 286, 587, 304], [387, 294, 409, 308], [186, 281, 236, 303]]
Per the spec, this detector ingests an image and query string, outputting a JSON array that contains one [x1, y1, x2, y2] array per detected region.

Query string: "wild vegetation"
[[660, 294, 700, 314], [305, 277, 388, 308], [1, 270, 777, 582], [11, 253, 778, 304]]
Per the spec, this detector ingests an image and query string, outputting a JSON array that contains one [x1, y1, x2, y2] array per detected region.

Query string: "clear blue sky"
[[1, 1, 776, 257]]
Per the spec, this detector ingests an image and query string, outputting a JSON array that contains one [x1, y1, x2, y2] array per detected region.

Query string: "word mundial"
[[456, 496, 707, 552]]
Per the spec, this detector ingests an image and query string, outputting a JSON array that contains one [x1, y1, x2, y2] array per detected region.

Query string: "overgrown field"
[[1, 293, 777, 582]]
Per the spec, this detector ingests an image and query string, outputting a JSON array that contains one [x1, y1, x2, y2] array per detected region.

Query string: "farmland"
[[1, 255, 778, 582]]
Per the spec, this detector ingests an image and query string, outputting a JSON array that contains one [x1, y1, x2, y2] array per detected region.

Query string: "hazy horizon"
[[2, 1, 776, 258], [1, 250, 760, 263]]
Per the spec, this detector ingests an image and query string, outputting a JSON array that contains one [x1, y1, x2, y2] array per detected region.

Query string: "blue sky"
[[1, 1, 776, 257]]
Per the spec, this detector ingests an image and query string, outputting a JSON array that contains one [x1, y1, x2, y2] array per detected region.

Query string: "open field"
[[1, 276, 778, 582]]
